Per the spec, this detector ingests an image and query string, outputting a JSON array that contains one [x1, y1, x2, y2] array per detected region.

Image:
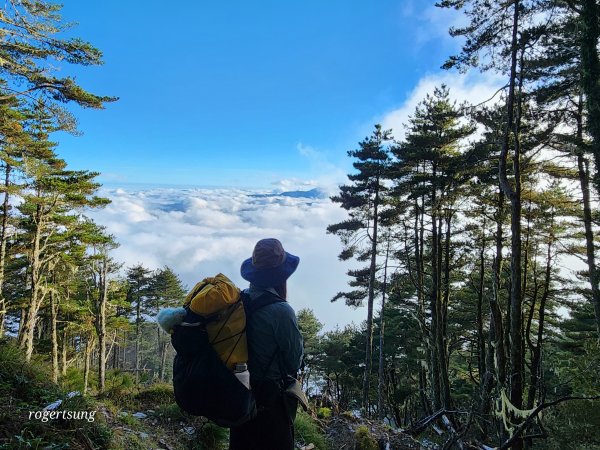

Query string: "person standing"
[[229, 238, 304, 450]]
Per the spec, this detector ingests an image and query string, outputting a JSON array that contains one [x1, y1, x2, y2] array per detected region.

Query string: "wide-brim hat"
[[240, 238, 299, 288]]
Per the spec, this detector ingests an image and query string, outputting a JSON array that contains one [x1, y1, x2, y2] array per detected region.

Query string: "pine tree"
[[327, 124, 392, 414], [0, 1, 116, 120], [78, 220, 120, 393], [391, 85, 474, 411], [0, 95, 30, 335], [296, 308, 323, 394], [438, 2, 545, 445], [126, 264, 153, 382], [15, 108, 108, 361], [148, 266, 186, 381]]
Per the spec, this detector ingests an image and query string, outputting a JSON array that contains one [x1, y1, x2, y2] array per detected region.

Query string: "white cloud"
[[270, 178, 318, 192], [379, 71, 505, 140], [296, 143, 349, 192], [398, 2, 467, 51], [87, 186, 367, 330]]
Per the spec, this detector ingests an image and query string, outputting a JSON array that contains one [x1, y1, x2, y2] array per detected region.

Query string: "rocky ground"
[[324, 414, 423, 450]]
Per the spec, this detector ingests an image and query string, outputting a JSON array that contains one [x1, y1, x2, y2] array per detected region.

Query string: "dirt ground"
[[325, 415, 423, 450]]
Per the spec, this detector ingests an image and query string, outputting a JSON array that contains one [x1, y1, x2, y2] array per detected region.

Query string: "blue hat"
[[240, 238, 299, 288]]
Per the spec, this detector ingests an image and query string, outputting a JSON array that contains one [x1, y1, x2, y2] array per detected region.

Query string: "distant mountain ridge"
[[250, 188, 326, 199], [279, 188, 326, 199]]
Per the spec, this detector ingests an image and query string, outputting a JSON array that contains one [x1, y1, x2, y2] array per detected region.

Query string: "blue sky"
[[55, 0, 469, 188], [46, 1, 505, 328]]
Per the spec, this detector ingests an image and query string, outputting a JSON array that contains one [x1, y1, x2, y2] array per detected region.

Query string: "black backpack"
[[171, 290, 284, 427]]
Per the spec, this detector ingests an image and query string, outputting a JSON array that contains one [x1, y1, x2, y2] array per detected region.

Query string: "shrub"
[[354, 425, 378, 450], [317, 407, 332, 419], [155, 402, 187, 421], [192, 422, 229, 450], [60, 366, 85, 393], [104, 369, 135, 397], [134, 382, 174, 405], [543, 399, 600, 450], [0, 339, 113, 450]]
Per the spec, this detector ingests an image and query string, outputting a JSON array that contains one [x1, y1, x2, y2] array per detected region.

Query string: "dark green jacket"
[[244, 286, 304, 383]]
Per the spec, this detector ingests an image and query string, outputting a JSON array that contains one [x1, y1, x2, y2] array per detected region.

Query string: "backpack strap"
[[241, 289, 286, 379], [241, 289, 285, 317]]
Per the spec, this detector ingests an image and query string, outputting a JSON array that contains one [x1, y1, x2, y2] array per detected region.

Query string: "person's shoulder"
[[257, 298, 296, 320], [243, 289, 292, 313], [261, 297, 294, 312]]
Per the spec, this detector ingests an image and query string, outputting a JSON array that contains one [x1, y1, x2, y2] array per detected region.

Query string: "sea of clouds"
[[86, 70, 507, 331], [87, 186, 367, 330]]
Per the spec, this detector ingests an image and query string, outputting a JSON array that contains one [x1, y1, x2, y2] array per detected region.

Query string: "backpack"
[[182, 274, 247, 369], [168, 275, 284, 427]]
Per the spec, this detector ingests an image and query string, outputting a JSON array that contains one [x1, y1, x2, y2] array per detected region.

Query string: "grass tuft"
[[295, 409, 329, 450]]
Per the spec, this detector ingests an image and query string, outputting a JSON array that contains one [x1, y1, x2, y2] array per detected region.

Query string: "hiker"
[[229, 238, 304, 450]]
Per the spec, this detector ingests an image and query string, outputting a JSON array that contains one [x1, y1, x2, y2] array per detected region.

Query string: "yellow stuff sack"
[[183, 273, 247, 370]]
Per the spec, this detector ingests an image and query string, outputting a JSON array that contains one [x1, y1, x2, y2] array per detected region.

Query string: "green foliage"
[[0, 339, 113, 450], [294, 410, 329, 450], [118, 412, 141, 428], [354, 425, 378, 450], [134, 382, 174, 405], [61, 366, 85, 393], [0, 338, 62, 406], [0, 0, 116, 121], [103, 369, 136, 400], [108, 430, 148, 450], [543, 400, 600, 450], [317, 325, 364, 410], [547, 333, 600, 398], [101, 379, 176, 413], [327, 124, 393, 308], [317, 407, 332, 419], [155, 402, 187, 421], [192, 422, 229, 450]]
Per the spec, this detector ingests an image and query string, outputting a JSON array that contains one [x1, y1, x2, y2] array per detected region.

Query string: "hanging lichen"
[[494, 388, 538, 435]]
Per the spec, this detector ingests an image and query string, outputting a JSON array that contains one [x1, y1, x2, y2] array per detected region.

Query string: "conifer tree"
[[126, 264, 153, 382], [438, 2, 544, 445], [296, 308, 323, 393], [15, 110, 109, 361], [327, 124, 392, 414], [526, 5, 600, 338], [0, 0, 116, 120], [573, 0, 600, 196], [0, 96, 29, 335], [78, 220, 120, 393], [148, 266, 186, 381], [391, 85, 474, 410]]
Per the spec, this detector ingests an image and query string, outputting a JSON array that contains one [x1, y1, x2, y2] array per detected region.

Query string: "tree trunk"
[[19, 205, 43, 361], [96, 258, 108, 393], [61, 328, 68, 376], [50, 290, 59, 384], [429, 168, 442, 411], [576, 92, 600, 338], [418, 365, 431, 416], [527, 216, 553, 408], [136, 291, 141, 383], [377, 241, 390, 419], [160, 341, 169, 381], [498, 3, 524, 447], [476, 215, 487, 386], [440, 212, 452, 408], [0, 164, 11, 337], [414, 195, 430, 413], [482, 189, 507, 424], [362, 177, 380, 415], [579, 0, 600, 196], [83, 335, 95, 395]]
